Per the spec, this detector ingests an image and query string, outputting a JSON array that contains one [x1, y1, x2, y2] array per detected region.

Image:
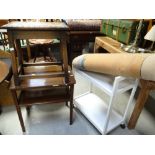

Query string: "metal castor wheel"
[[120, 124, 126, 129]]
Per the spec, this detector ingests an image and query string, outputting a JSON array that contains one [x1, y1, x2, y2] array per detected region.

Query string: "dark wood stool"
[[28, 39, 56, 62]]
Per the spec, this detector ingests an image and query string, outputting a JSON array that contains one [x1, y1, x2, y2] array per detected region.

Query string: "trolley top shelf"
[[75, 69, 137, 96]]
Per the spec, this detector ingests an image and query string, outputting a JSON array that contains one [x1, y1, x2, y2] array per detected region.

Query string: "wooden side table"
[[94, 36, 125, 53], [94, 36, 155, 129], [1, 21, 76, 133]]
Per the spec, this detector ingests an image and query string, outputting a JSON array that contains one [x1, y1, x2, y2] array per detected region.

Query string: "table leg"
[[65, 86, 69, 107], [26, 39, 31, 61], [11, 90, 26, 132], [70, 85, 74, 125], [0, 105, 2, 114], [10, 48, 20, 86], [94, 42, 99, 53], [60, 38, 69, 83], [128, 80, 150, 129]]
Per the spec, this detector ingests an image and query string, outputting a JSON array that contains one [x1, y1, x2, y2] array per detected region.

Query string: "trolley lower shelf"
[[74, 93, 123, 134]]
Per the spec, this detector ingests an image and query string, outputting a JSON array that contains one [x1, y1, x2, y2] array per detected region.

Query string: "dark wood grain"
[[19, 87, 69, 106], [10, 75, 75, 90], [1, 21, 69, 31], [23, 65, 64, 76], [19, 72, 65, 79], [23, 62, 62, 67]]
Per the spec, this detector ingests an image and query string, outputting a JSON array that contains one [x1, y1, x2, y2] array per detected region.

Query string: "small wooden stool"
[[29, 39, 56, 62]]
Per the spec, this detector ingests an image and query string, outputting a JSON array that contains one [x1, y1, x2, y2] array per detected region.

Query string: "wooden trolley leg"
[[128, 80, 150, 129], [11, 90, 26, 132], [94, 41, 100, 53], [70, 85, 74, 125]]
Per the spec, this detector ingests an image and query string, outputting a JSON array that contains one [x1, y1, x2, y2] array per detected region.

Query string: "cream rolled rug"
[[72, 53, 155, 81]]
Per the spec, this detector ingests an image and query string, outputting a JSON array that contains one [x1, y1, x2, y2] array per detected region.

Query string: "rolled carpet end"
[[141, 54, 155, 82], [72, 55, 86, 70], [72, 53, 155, 82]]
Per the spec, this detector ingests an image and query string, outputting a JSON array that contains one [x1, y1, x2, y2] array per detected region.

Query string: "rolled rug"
[[72, 53, 155, 81]]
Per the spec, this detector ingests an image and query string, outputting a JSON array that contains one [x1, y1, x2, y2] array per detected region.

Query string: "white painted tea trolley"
[[74, 69, 139, 134]]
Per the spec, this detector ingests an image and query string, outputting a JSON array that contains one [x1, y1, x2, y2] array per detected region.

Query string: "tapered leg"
[[0, 105, 2, 114], [26, 105, 32, 116], [94, 41, 99, 53], [11, 90, 26, 132], [65, 86, 69, 107], [33, 46, 38, 63], [48, 46, 54, 62], [43, 46, 47, 61], [70, 85, 74, 125], [128, 80, 150, 129], [26, 39, 31, 61]]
